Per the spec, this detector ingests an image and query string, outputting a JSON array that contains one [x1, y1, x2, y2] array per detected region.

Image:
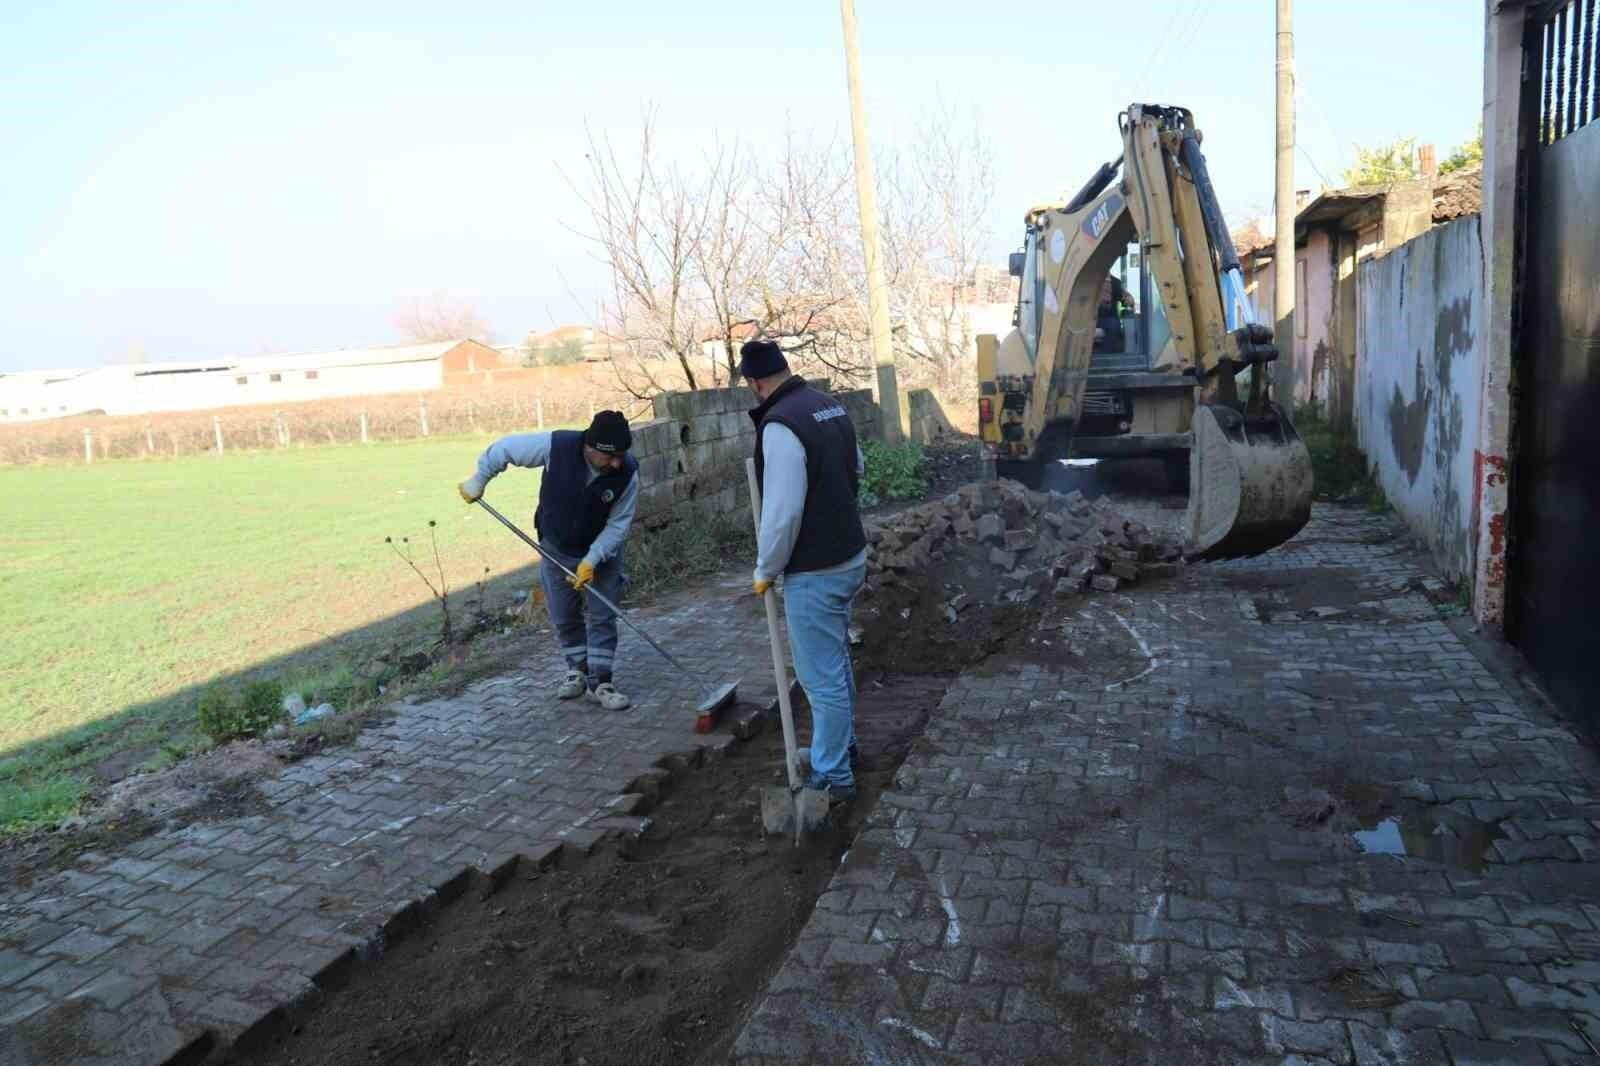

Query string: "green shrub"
[[0, 777, 84, 834], [284, 662, 379, 712], [858, 440, 928, 508], [195, 679, 285, 742], [1293, 408, 1388, 511]]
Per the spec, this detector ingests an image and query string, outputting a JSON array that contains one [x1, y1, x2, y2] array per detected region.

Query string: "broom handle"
[[746, 459, 803, 792], [473, 497, 698, 683]]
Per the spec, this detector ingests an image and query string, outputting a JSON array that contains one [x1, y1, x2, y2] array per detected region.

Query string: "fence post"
[[213, 416, 224, 455], [419, 396, 430, 437], [275, 410, 286, 447], [83, 429, 93, 465], [468, 400, 477, 433], [536, 396, 544, 429], [145, 425, 154, 455], [359, 410, 369, 444]]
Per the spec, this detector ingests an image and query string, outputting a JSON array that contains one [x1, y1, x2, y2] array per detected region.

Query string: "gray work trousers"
[[539, 543, 624, 687]]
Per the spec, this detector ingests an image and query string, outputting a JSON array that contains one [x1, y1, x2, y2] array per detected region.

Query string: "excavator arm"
[[1003, 104, 1311, 559]]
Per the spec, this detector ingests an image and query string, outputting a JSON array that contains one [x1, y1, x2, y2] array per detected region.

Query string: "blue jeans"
[[783, 562, 865, 790]]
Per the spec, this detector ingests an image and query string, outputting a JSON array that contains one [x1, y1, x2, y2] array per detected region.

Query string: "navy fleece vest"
[[751, 376, 867, 574], [534, 430, 638, 557]]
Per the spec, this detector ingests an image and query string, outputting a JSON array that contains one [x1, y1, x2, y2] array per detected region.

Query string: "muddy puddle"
[[1352, 808, 1504, 871]]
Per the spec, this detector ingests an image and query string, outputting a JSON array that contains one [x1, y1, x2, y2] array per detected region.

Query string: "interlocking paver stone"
[[732, 505, 1600, 1064], [0, 573, 782, 1064]]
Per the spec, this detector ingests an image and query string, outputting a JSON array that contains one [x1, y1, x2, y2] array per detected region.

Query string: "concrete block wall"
[[627, 386, 757, 532], [628, 383, 882, 532], [832, 389, 881, 441]]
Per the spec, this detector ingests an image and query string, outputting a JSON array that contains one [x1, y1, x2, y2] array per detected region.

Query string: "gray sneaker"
[[556, 669, 587, 700], [586, 682, 631, 711]]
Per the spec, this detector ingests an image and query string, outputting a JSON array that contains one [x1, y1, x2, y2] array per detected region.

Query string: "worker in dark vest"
[[458, 410, 639, 710], [743, 339, 868, 801]]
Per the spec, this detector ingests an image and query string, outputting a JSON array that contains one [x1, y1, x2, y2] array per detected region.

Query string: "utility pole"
[[839, 0, 903, 443], [1274, 0, 1296, 408]]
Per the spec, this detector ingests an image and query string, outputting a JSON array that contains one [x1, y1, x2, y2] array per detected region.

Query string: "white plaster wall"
[[1355, 218, 1486, 582]]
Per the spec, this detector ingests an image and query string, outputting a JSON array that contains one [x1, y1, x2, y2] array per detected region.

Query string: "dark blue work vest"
[[534, 430, 638, 557], [751, 376, 867, 574]]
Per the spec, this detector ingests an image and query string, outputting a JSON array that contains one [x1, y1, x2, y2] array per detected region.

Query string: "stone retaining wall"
[[630, 384, 882, 531]]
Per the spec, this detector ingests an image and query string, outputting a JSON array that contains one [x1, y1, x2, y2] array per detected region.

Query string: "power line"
[[1297, 144, 1330, 188], [1139, 0, 1210, 93]]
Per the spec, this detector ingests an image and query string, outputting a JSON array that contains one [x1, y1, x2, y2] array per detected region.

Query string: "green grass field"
[[0, 435, 557, 828]]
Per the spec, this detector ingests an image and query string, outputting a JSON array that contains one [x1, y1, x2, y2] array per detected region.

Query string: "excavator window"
[[1090, 242, 1176, 373], [1092, 243, 1145, 371]]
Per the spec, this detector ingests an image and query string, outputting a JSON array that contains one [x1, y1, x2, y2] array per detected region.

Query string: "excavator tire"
[[1186, 403, 1313, 560]]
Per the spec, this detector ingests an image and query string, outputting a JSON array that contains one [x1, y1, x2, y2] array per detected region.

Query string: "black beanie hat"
[[583, 410, 632, 454], [738, 339, 789, 381]]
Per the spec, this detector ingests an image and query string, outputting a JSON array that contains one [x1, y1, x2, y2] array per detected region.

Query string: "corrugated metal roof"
[[229, 340, 463, 373]]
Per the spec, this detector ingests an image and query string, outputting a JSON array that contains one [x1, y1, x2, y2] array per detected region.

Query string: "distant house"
[[0, 339, 504, 423], [1235, 163, 1482, 424], [523, 324, 605, 364]]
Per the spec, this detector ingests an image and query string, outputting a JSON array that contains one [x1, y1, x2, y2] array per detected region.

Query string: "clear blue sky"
[[0, 0, 1484, 371]]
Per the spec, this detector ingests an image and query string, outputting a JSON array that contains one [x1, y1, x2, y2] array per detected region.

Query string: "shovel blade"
[[760, 786, 832, 835]]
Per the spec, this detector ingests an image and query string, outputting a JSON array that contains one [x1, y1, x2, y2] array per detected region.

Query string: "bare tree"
[[394, 294, 491, 343], [571, 121, 716, 398], [887, 106, 998, 395], [573, 109, 997, 400]]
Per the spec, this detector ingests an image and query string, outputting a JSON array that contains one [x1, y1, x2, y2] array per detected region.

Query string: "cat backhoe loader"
[[977, 104, 1312, 559]]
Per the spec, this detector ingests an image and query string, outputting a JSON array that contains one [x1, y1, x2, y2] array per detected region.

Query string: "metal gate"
[[1509, 0, 1600, 722]]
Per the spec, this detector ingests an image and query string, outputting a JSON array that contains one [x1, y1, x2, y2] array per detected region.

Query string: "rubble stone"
[[1003, 529, 1036, 552], [856, 478, 1184, 617]]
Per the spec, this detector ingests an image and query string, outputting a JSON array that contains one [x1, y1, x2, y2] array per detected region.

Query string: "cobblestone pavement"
[[0, 577, 776, 1066], [732, 505, 1600, 1065]]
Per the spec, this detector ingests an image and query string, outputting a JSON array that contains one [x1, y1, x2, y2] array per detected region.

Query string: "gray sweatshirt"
[[465, 432, 638, 568], [754, 423, 868, 582]]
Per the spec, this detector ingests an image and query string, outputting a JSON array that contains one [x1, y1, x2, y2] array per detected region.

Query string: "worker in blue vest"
[[744, 339, 868, 802], [458, 411, 639, 711]]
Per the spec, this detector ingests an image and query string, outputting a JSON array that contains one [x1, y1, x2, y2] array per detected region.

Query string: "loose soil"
[[855, 575, 1041, 676], [227, 673, 951, 1066]]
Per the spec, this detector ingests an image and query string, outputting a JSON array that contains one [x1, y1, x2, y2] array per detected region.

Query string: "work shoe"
[[805, 774, 857, 805], [556, 669, 587, 700], [586, 682, 631, 711]]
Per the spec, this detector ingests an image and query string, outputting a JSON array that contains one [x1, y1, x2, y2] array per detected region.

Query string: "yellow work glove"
[[568, 561, 596, 592], [458, 478, 483, 503], [753, 577, 773, 597]]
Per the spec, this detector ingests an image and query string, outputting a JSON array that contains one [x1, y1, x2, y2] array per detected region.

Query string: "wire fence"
[[0, 387, 658, 466]]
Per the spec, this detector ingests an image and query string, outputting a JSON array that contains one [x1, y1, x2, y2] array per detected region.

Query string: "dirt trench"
[[224, 673, 949, 1066]]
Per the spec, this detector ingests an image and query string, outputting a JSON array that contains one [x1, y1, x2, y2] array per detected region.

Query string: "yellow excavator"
[[977, 104, 1312, 559]]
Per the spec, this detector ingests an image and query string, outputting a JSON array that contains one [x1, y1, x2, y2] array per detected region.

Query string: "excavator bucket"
[[1187, 403, 1313, 560]]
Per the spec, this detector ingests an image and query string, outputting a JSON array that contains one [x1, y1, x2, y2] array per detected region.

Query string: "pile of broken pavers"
[[863, 479, 1185, 610]]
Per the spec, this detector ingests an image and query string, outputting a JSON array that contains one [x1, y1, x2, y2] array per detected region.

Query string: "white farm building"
[[0, 340, 504, 423]]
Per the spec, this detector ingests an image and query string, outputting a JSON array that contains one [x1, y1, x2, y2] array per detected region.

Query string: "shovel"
[[473, 497, 739, 721], [744, 459, 831, 845]]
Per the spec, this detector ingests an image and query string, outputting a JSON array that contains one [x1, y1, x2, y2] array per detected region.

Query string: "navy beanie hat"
[[738, 339, 789, 381], [583, 410, 632, 454]]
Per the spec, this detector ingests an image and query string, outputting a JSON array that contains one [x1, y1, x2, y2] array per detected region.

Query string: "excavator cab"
[[977, 104, 1312, 560]]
